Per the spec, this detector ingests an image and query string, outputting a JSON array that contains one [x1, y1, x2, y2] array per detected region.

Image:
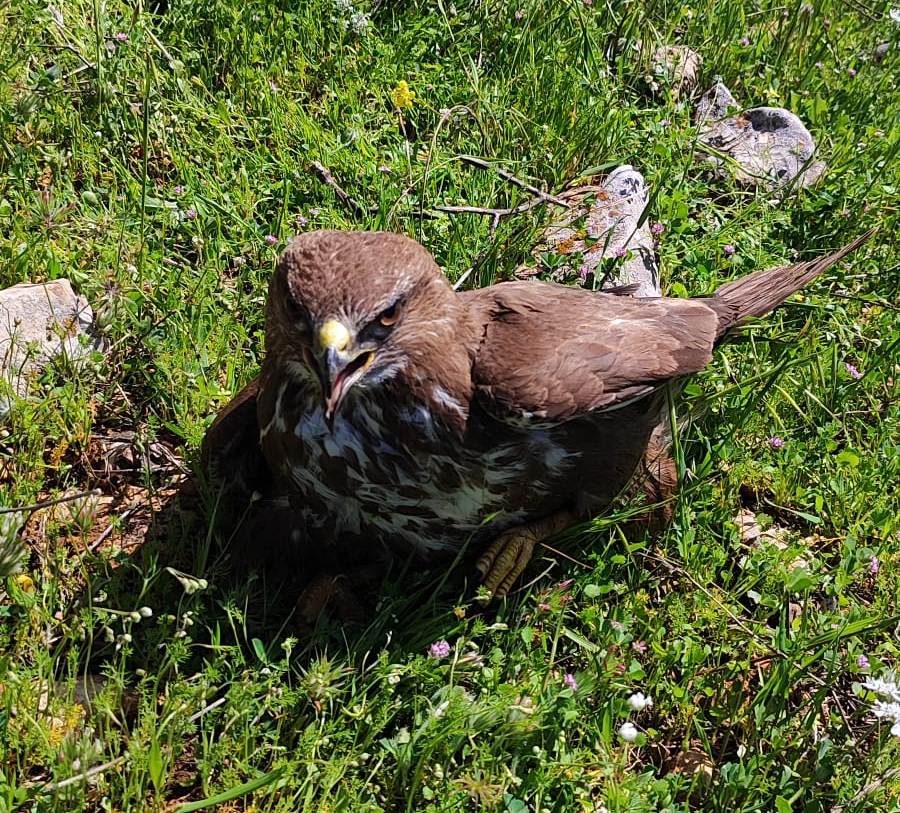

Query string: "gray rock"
[[516, 165, 661, 297], [651, 44, 703, 99], [0, 279, 98, 407], [695, 81, 826, 189]]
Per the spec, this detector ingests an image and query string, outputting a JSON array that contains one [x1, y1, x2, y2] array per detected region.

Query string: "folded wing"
[[464, 282, 720, 423]]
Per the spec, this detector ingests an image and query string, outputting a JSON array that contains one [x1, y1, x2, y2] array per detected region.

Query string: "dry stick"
[[88, 502, 143, 553], [311, 161, 376, 217], [457, 155, 569, 207], [41, 756, 127, 793], [831, 767, 900, 813], [0, 489, 102, 515]]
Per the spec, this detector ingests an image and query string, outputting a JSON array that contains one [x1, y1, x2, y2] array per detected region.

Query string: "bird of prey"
[[202, 229, 869, 605]]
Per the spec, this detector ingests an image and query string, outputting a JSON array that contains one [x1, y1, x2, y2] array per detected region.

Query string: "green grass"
[[1, 0, 899, 810]]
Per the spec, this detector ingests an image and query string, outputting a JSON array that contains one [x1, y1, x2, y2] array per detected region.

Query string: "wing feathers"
[[468, 282, 719, 422]]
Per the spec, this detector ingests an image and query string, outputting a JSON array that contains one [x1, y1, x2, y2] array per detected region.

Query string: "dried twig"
[[88, 502, 142, 553], [831, 767, 900, 813], [458, 155, 568, 207], [0, 489, 101, 515], [40, 756, 126, 793], [311, 161, 376, 217]]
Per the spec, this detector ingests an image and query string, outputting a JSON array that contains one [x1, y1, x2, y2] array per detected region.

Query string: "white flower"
[[627, 692, 653, 711], [618, 722, 639, 742], [863, 676, 900, 703], [872, 700, 900, 721], [349, 11, 371, 34], [890, 7, 900, 23]]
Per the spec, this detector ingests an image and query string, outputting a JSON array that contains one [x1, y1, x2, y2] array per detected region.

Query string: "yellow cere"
[[319, 319, 351, 352]]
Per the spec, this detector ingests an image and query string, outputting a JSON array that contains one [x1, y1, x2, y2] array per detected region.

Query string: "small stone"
[[516, 165, 660, 297], [650, 44, 703, 98], [0, 280, 101, 412], [695, 82, 826, 189], [668, 748, 715, 794]]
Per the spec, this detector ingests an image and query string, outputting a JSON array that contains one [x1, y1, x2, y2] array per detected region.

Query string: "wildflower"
[[564, 673, 578, 691], [309, 207, 322, 215], [378, 165, 392, 174], [845, 362, 863, 380], [14, 573, 35, 593], [349, 10, 371, 35], [891, 8, 900, 23], [514, 8, 525, 20], [632, 640, 648, 654], [139, 606, 153, 618], [863, 675, 900, 703], [650, 222, 665, 236], [184, 207, 198, 220], [428, 640, 451, 659], [618, 721, 639, 742], [848, 67, 857, 77], [659, 119, 670, 127], [578, 263, 591, 281], [114, 31, 129, 42], [740, 36, 750, 46], [538, 601, 551, 611], [614, 246, 627, 259], [173, 185, 185, 195], [628, 692, 653, 711], [815, 61, 824, 69], [723, 243, 736, 256], [583, 0, 592, 6], [390, 80, 416, 111], [264, 234, 278, 246], [870, 555, 879, 575], [858, 655, 870, 669], [268, 80, 279, 93], [872, 702, 900, 736], [769, 436, 785, 449]]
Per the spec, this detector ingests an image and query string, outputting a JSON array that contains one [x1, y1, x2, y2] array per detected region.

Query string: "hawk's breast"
[[264, 383, 575, 556]]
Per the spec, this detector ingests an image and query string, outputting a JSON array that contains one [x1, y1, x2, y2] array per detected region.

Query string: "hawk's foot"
[[474, 511, 574, 601], [295, 563, 385, 631]]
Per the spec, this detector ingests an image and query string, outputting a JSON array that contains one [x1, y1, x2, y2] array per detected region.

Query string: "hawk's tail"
[[707, 230, 874, 339]]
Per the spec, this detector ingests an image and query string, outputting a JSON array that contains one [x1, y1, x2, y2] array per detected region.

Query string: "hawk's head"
[[267, 230, 467, 424]]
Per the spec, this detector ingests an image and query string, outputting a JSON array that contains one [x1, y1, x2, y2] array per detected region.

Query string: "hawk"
[[202, 230, 869, 605]]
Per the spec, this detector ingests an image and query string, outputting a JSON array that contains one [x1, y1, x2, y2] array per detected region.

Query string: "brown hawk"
[[201, 230, 869, 605]]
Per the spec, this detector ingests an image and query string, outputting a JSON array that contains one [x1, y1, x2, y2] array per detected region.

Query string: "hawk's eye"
[[379, 302, 399, 327]]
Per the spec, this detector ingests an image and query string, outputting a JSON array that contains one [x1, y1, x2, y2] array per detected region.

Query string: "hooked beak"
[[317, 319, 374, 424]]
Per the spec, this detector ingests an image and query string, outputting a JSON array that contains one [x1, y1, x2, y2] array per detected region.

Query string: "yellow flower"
[[14, 574, 35, 593], [48, 438, 69, 468], [390, 80, 415, 110]]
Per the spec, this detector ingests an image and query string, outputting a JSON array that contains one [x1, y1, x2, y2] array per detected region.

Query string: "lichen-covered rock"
[[515, 165, 660, 298], [651, 44, 703, 98], [0, 279, 98, 409], [695, 82, 826, 189]]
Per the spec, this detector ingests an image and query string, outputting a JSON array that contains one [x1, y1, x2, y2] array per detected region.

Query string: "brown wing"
[[199, 376, 269, 523], [463, 281, 720, 422]]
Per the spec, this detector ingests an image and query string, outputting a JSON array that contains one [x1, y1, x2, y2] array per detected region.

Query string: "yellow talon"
[[475, 511, 574, 602]]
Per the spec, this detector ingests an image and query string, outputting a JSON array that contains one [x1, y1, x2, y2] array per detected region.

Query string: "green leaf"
[[252, 638, 268, 664], [148, 737, 164, 792], [583, 583, 602, 598], [835, 450, 860, 468], [774, 796, 792, 813], [785, 569, 816, 593], [176, 767, 285, 812], [562, 627, 599, 653]]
